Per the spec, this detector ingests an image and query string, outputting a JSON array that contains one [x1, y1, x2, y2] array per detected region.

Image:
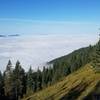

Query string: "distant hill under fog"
[[0, 34, 20, 37]]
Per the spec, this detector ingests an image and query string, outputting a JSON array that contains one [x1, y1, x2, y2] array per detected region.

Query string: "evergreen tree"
[[46, 67, 53, 85], [13, 60, 26, 99], [32, 72, 37, 92], [63, 66, 71, 76], [19, 67, 26, 98], [0, 71, 4, 97], [6, 60, 12, 71], [4, 60, 14, 100], [42, 66, 46, 87], [26, 66, 33, 93], [36, 68, 42, 90]]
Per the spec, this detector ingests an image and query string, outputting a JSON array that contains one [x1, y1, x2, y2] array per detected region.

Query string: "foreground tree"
[[36, 68, 42, 90], [0, 71, 4, 97], [4, 60, 14, 100], [13, 60, 26, 100], [26, 66, 33, 94]]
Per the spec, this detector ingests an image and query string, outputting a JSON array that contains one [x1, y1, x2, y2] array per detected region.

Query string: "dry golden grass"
[[22, 64, 100, 100]]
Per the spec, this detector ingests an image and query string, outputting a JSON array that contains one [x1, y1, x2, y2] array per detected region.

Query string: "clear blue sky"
[[0, 0, 100, 35]]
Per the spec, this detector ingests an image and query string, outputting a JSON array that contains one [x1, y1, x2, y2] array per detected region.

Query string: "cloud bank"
[[0, 34, 98, 72]]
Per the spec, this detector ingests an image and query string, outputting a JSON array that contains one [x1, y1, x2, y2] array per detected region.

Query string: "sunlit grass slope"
[[23, 64, 100, 100]]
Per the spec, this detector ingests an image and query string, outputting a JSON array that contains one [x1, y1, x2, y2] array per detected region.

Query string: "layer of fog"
[[0, 34, 98, 72]]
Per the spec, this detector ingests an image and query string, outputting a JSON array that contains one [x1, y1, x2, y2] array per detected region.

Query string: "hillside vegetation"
[[23, 64, 100, 100], [1, 40, 100, 100]]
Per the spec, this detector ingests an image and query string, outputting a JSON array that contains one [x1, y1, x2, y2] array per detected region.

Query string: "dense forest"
[[0, 40, 100, 100]]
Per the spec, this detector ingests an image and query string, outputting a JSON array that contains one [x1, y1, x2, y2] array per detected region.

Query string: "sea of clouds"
[[0, 34, 98, 72]]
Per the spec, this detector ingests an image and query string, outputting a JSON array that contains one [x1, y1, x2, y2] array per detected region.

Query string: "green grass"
[[22, 64, 100, 100]]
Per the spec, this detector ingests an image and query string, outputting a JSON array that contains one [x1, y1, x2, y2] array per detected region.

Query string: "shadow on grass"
[[60, 82, 89, 100], [84, 81, 100, 100]]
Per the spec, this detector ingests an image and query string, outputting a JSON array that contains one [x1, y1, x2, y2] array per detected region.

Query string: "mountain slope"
[[48, 45, 95, 77], [49, 46, 94, 65], [23, 64, 100, 100]]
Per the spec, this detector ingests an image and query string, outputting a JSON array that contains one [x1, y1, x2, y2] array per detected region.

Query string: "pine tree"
[[13, 60, 25, 99], [0, 71, 4, 97], [26, 66, 33, 93], [36, 68, 42, 91], [4, 60, 14, 100], [43, 68, 49, 86], [46, 67, 53, 85], [32, 72, 37, 92], [42, 66, 46, 87], [6, 60, 12, 71], [19, 67, 26, 98]]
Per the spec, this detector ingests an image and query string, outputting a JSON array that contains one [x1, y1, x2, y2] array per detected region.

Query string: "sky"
[[0, 0, 100, 71], [0, 0, 100, 35]]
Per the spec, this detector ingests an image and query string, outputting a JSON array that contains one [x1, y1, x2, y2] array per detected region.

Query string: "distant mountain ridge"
[[0, 34, 20, 37]]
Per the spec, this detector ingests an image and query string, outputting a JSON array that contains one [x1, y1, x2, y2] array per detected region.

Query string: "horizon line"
[[0, 17, 99, 24]]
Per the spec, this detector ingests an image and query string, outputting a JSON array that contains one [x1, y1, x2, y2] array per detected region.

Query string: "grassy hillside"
[[22, 64, 100, 100]]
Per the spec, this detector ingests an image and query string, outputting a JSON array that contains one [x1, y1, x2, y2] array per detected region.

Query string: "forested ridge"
[[0, 40, 100, 100], [22, 64, 100, 100]]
